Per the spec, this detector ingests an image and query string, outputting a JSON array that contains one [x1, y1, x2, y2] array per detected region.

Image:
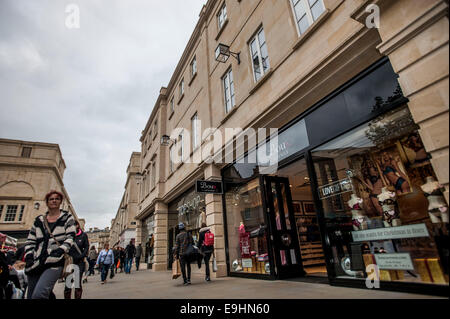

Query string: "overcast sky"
[[0, 0, 206, 230]]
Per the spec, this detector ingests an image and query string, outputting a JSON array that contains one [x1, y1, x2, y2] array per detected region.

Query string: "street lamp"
[[161, 135, 171, 146], [215, 43, 240, 64]]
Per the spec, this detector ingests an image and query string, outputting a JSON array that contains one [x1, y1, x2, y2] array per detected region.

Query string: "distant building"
[[86, 227, 110, 250], [0, 138, 80, 246]]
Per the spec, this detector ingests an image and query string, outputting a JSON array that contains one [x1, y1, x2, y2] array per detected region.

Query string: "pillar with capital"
[[152, 201, 169, 271]]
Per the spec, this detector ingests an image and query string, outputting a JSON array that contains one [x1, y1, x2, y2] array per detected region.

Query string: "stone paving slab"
[[54, 269, 443, 299]]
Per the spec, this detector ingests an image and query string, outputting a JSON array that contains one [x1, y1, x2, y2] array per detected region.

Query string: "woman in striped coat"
[[24, 190, 76, 299]]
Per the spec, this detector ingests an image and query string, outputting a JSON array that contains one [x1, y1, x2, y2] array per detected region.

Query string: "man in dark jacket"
[[174, 223, 194, 285], [135, 244, 142, 271], [198, 223, 214, 282], [124, 241, 136, 274], [64, 220, 89, 299]]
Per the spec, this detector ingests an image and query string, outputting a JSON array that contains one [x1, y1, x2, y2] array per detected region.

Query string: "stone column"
[[135, 220, 143, 246], [204, 163, 227, 277], [354, 0, 449, 203], [152, 201, 169, 271]]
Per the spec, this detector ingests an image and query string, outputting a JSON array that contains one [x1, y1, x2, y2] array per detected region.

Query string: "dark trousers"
[[100, 264, 112, 282], [88, 259, 96, 275], [203, 252, 212, 278], [179, 256, 191, 283], [64, 262, 85, 299], [135, 257, 141, 270]]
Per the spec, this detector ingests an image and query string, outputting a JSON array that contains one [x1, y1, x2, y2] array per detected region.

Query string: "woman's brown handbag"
[[172, 259, 181, 279]]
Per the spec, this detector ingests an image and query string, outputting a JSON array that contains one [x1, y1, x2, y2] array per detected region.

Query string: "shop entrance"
[[275, 158, 328, 278], [262, 176, 305, 279]]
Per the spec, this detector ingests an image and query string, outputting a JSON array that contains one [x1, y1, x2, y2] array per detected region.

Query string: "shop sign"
[[318, 178, 353, 199], [195, 180, 223, 194], [352, 223, 429, 242], [374, 253, 414, 270], [242, 258, 253, 268]]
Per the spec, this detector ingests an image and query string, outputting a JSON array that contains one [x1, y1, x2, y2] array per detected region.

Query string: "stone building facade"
[[109, 152, 141, 248], [0, 138, 80, 245], [134, 0, 448, 295]]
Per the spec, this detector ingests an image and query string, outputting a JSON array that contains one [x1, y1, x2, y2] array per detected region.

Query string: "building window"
[[290, 0, 325, 35], [153, 120, 158, 139], [151, 161, 156, 189], [249, 28, 270, 82], [169, 145, 175, 173], [4, 205, 18, 222], [179, 133, 184, 162], [217, 3, 227, 30], [192, 113, 199, 150], [190, 56, 197, 78], [170, 97, 175, 113], [21, 147, 32, 158], [18, 205, 25, 222], [223, 68, 235, 113], [0, 205, 3, 220], [179, 79, 185, 97]]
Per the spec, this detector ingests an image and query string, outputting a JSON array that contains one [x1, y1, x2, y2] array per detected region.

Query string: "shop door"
[[263, 176, 305, 279]]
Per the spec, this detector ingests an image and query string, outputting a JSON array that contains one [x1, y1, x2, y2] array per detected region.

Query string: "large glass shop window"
[[172, 189, 206, 243], [225, 178, 271, 275], [312, 105, 449, 285]]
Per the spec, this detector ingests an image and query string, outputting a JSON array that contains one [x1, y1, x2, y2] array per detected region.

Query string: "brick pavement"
[[54, 268, 443, 299]]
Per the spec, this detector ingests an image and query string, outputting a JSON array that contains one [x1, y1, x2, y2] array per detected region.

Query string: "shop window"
[[290, 0, 325, 35], [311, 104, 449, 286], [225, 178, 270, 274]]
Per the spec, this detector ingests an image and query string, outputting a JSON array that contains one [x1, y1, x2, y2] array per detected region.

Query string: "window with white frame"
[[18, 205, 25, 222], [179, 133, 184, 162], [190, 56, 197, 77], [249, 28, 270, 82], [192, 113, 199, 150], [151, 161, 156, 189], [179, 79, 185, 97], [217, 2, 227, 30], [169, 144, 175, 173], [0, 205, 3, 220], [223, 68, 235, 113], [170, 97, 174, 113], [290, 0, 325, 35], [4, 205, 18, 222]]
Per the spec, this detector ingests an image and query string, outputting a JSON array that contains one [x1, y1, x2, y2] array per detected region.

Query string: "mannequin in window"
[[421, 176, 449, 225], [377, 187, 401, 227], [359, 159, 383, 216], [378, 152, 410, 195], [347, 194, 368, 231], [404, 132, 430, 164]]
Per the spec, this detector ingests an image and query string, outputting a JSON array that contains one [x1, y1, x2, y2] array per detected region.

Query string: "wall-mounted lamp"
[[161, 135, 171, 146], [215, 43, 240, 64], [34, 202, 40, 210]]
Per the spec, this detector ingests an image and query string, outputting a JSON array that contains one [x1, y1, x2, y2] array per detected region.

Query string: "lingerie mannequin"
[[347, 194, 368, 231], [377, 187, 401, 227], [421, 176, 449, 224]]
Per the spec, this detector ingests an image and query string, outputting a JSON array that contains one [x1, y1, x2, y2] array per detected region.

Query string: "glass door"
[[263, 176, 306, 279]]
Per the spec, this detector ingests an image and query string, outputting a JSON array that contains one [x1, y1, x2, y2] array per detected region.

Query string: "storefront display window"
[[225, 178, 270, 274], [312, 104, 449, 285]]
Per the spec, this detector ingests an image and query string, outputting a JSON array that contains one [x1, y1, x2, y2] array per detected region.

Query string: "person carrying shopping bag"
[[96, 243, 114, 284], [173, 223, 194, 285]]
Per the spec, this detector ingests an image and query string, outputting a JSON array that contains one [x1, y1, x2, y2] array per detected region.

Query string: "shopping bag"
[[172, 259, 181, 279], [117, 260, 120, 269], [212, 257, 218, 272]]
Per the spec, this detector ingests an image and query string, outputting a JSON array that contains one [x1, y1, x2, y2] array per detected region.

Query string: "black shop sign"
[[196, 180, 223, 194]]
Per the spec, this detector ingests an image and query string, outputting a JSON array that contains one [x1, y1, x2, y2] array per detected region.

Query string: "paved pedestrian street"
[[54, 268, 443, 299]]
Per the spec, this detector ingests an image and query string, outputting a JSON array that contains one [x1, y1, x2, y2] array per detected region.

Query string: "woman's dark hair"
[[201, 222, 207, 228]]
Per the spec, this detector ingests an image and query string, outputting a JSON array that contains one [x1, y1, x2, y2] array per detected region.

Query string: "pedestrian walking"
[[112, 246, 120, 275], [64, 220, 89, 299], [198, 223, 214, 282], [124, 240, 136, 274], [24, 190, 77, 299], [173, 223, 194, 285], [88, 246, 98, 276], [119, 247, 125, 273], [96, 243, 114, 284], [135, 243, 142, 271]]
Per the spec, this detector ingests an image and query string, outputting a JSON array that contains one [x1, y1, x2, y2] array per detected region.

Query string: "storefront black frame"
[[220, 57, 449, 296]]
